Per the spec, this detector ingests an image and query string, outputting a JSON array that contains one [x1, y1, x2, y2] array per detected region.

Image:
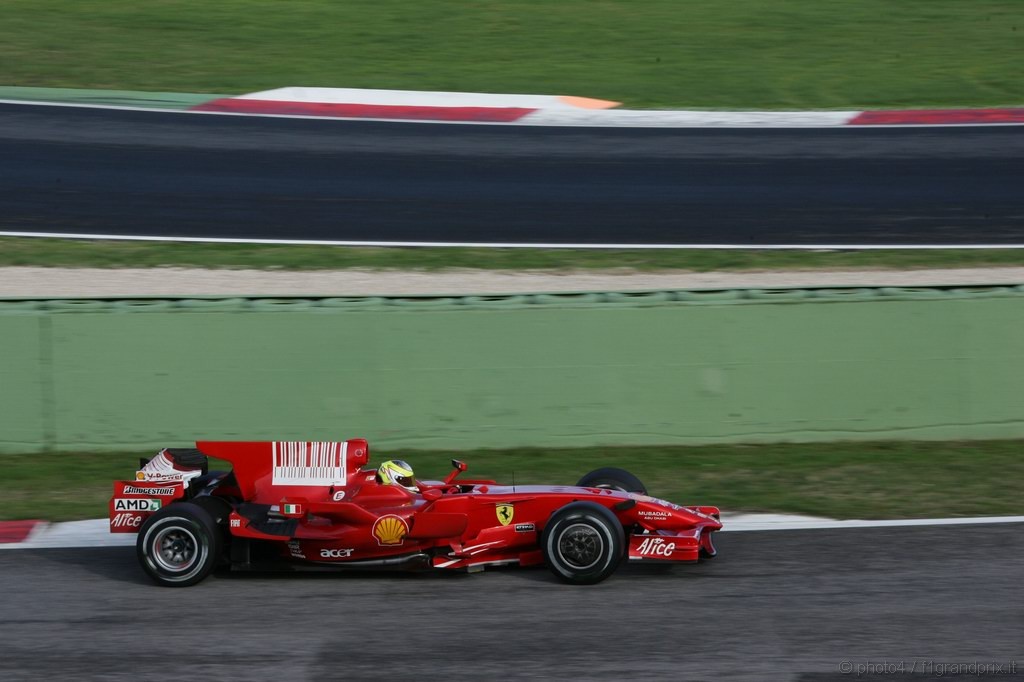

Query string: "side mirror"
[[444, 459, 467, 484]]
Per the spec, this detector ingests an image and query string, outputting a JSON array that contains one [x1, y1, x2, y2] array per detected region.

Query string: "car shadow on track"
[[31, 546, 152, 586], [207, 563, 683, 586], [206, 558, 721, 587], [26, 546, 719, 588]]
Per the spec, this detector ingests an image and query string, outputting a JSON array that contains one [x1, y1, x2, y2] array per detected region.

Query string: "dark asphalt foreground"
[[0, 525, 1020, 681], [2, 103, 1024, 246]]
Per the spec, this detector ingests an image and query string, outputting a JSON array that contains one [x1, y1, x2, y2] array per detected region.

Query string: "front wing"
[[628, 527, 717, 563]]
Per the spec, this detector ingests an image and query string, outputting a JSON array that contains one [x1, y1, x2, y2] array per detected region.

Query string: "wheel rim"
[[557, 522, 604, 570], [151, 526, 199, 573]]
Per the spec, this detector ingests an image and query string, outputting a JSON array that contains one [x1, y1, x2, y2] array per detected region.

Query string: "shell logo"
[[372, 515, 409, 546]]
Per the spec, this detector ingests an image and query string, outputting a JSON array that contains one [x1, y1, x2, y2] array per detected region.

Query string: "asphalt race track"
[[1, 524, 1020, 681], [2, 102, 1024, 246]]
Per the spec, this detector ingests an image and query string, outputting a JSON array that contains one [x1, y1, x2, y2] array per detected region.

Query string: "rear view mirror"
[[444, 459, 467, 484]]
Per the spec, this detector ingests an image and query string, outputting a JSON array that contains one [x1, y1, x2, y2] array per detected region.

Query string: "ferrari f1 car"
[[110, 440, 721, 586]]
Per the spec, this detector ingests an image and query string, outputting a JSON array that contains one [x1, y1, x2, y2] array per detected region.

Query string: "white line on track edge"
[[4, 231, 1024, 250], [721, 514, 1024, 532]]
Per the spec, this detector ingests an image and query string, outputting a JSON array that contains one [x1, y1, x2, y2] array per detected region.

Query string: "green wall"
[[2, 288, 1023, 453]]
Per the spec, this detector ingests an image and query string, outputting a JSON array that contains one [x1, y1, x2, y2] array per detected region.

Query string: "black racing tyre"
[[576, 467, 647, 495], [137, 502, 222, 587], [542, 502, 625, 585]]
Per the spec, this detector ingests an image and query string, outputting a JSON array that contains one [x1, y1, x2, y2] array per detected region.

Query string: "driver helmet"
[[376, 459, 419, 493]]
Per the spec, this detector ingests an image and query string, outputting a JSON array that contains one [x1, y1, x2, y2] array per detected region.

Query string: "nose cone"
[[677, 506, 721, 530], [702, 513, 723, 531], [633, 498, 722, 531]]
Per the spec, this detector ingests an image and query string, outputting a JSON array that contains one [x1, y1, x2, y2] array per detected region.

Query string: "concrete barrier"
[[1, 286, 1023, 453]]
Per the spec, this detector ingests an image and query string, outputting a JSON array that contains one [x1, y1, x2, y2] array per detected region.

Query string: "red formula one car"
[[110, 440, 721, 586]]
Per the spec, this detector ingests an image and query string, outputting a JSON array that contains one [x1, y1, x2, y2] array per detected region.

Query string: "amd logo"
[[113, 498, 161, 512]]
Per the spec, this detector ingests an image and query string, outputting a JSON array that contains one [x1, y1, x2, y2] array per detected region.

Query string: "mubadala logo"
[[514, 523, 535, 533], [114, 498, 162, 512], [320, 548, 355, 559], [123, 486, 176, 496], [639, 510, 669, 519]]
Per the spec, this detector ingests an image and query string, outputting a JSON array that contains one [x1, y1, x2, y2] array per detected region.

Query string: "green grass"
[[4, 441, 1021, 522], [4, 237, 1024, 273], [0, 1, 1022, 109]]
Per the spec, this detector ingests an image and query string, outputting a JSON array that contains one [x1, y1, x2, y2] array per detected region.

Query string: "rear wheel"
[[137, 502, 222, 587], [542, 502, 624, 585], [576, 467, 647, 495]]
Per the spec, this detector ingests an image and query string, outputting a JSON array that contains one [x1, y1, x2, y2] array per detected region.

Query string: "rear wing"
[[109, 448, 206, 533], [109, 481, 185, 532]]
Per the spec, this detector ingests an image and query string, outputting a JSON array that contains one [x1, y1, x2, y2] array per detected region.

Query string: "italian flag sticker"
[[282, 504, 301, 515]]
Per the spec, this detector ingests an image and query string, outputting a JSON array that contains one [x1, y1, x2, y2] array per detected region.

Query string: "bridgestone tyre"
[[542, 502, 625, 585], [137, 502, 222, 587], [575, 467, 647, 495]]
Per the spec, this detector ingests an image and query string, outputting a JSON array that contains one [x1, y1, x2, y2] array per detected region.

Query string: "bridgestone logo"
[[272, 441, 347, 485], [123, 486, 176, 496]]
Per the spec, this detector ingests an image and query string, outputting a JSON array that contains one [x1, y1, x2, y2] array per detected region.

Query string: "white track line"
[[721, 513, 1024, 532], [0, 520, 133, 550], [4, 231, 1024, 250], [3, 514, 1023, 550]]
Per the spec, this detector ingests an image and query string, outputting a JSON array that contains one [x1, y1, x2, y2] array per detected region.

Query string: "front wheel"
[[576, 467, 647, 495], [542, 502, 624, 585], [137, 502, 222, 587]]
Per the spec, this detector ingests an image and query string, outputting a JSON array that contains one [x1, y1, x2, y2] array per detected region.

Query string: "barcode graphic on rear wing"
[[272, 441, 348, 485]]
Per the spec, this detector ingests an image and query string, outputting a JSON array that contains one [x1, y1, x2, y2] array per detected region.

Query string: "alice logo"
[[372, 515, 408, 546]]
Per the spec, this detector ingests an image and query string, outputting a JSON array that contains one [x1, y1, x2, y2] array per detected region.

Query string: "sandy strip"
[[1, 266, 1023, 298]]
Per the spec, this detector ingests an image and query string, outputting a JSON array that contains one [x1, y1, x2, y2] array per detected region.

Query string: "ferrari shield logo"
[[495, 504, 514, 526]]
